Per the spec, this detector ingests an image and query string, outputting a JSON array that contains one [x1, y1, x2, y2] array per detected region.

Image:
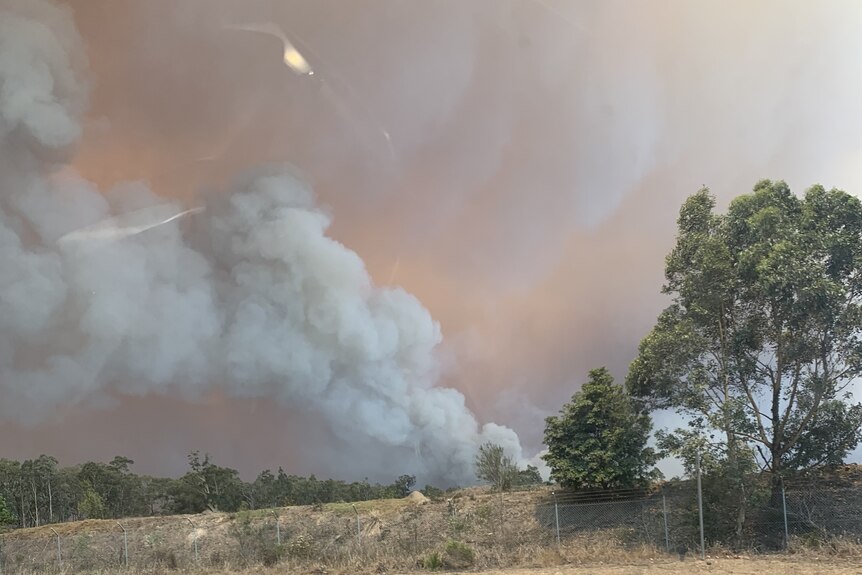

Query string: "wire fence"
[[1, 478, 861, 573]]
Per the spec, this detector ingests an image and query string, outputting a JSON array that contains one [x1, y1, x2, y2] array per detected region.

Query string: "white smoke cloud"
[[0, 0, 522, 484]]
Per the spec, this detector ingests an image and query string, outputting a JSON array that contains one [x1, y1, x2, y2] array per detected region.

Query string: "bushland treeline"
[[0, 451, 441, 529]]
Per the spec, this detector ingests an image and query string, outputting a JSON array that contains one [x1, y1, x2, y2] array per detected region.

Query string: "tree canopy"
[[0, 453, 447, 530], [0, 494, 15, 526], [628, 181, 862, 483], [543, 367, 657, 490], [475, 443, 519, 491]]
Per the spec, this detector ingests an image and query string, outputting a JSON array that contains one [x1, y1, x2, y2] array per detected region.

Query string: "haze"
[[1, 0, 861, 481]]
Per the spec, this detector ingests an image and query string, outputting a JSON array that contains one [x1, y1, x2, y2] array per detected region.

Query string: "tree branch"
[[779, 360, 804, 440], [739, 376, 772, 448], [777, 354, 830, 461]]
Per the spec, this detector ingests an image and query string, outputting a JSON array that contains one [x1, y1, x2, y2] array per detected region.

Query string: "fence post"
[[352, 504, 361, 546], [662, 493, 670, 552], [186, 518, 198, 562], [499, 485, 505, 542], [696, 450, 705, 560], [50, 527, 61, 566], [781, 477, 789, 550], [552, 491, 561, 546], [270, 510, 281, 545], [116, 522, 128, 567]]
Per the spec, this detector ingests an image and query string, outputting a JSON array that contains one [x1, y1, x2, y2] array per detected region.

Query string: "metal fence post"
[[116, 522, 128, 567], [50, 527, 61, 566], [552, 491, 561, 546], [270, 510, 281, 545], [662, 493, 670, 552], [352, 504, 361, 546], [781, 477, 789, 550], [186, 518, 198, 562], [696, 450, 705, 560]]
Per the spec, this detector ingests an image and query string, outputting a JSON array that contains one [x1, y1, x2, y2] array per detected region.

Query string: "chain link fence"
[[537, 489, 669, 549], [1, 479, 861, 573], [784, 483, 862, 543]]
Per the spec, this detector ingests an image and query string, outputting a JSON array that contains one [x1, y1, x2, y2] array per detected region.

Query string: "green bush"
[[285, 534, 315, 559], [229, 513, 286, 565], [421, 485, 445, 501], [443, 540, 475, 569], [475, 504, 493, 522], [447, 515, 469, 539], [260, 544, 283, 566], [422, 552, 442, 569], [153, 549, 178, 569]]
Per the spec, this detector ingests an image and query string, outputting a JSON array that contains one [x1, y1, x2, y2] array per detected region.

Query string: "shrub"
[[422, 552, 442, 570], [229, 513, 285, 565], [285, 534, 315, 559], [443, 540, 475, 569], [422, 485, 445, 501], [153, 549, 178, 569], [448, 516, 469, 539], [260, 544, 283, 566]]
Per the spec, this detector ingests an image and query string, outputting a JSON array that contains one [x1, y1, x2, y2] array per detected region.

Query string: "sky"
[[1, 0, 862, 482]]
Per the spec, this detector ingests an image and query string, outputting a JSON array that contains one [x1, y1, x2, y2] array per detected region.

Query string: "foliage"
[[543, 367, 658, 489], [0, 452, 445, 532], [284, 534, 314, 559], [228, 512, 285, 566], [628, 182, 862, 484], [656, 425, 761, 546], [393, 474, 417, 497], [514, 465, 543, 486], [77, 457, 151, 519], [442, 540, 475, 569], [475, 503, 493, 523], [421, 484, 445, 501], [475, 443, 518, 491], [421, 552, 442, 570], [173, 451, 244, 513], [77, 487, 107, 519], [0, 494, 15, 525]]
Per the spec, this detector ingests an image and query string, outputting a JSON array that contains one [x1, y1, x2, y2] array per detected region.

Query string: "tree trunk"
[[735, 484, 746, 544], [48, 480, 53, 523], [32, 481, 39, 527], [727, 439, 747, 547]]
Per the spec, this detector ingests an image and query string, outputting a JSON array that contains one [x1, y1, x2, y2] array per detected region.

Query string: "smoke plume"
[[2, 0, 861, 478], [0, 0, 522, 484]]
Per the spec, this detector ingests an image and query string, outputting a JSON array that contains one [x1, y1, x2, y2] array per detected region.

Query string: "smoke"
[[3, 0, 861, 478], [0, 0, 522, 484]]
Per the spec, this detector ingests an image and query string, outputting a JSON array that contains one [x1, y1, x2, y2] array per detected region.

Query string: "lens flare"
[[58, 205, 204, 244], [225, 23, 313, 76]]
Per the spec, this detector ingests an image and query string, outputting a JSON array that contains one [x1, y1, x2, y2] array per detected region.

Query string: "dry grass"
[[3, 557, 862, 575], [466, 558, 862, 575], [2, 484, 861, 575], [324, 498, 413, 515]]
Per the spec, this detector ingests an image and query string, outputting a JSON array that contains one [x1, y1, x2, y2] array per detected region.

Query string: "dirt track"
[[442, 558, 862, 575]]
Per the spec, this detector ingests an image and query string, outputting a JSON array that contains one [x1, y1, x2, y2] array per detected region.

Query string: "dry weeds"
[[460, 559, 862, 575], [3, 557, 861, 575], [2, 485, 862, 575]]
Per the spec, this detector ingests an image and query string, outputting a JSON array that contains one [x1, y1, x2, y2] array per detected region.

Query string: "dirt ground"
[[440, 558, 862, 575]]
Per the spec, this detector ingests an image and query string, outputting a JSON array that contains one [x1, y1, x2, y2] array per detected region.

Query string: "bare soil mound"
[[405, 490, 430, 504]]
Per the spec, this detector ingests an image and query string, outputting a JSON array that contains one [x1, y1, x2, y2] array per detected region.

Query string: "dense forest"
[[0, 451, 434, 529], [0, 452, 543, 530]]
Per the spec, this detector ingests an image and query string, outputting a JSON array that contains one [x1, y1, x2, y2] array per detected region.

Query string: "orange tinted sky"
[[4, 0, 861, 479]]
